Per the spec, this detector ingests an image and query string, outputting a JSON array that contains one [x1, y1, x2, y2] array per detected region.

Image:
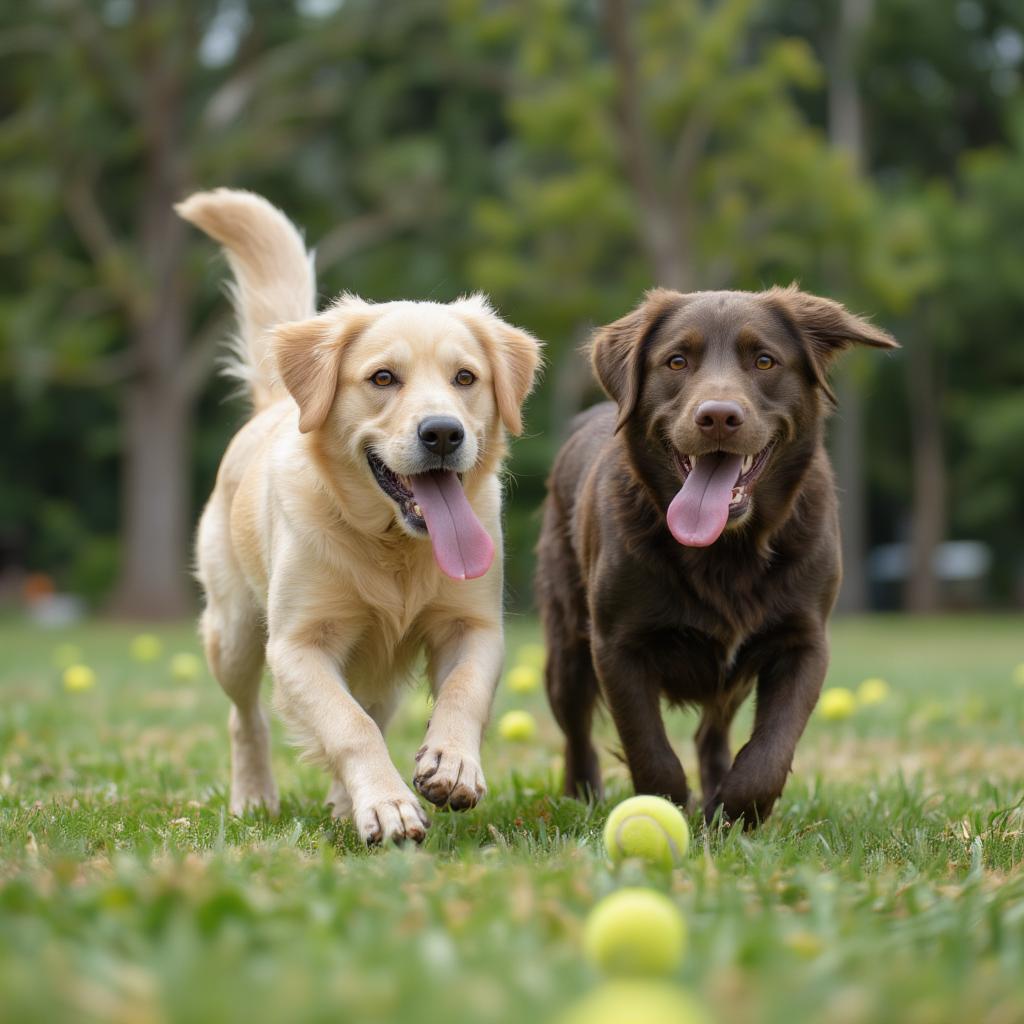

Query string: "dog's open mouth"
[[666, 442, 775, 548], [366, 451, 494, 581]]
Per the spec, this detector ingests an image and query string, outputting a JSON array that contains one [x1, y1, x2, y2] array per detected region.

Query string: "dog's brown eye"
[[755, 354, 776, 370], [667, 355, 687, 371], [370, 369, 395, 387], [454, 369, 476, 387]]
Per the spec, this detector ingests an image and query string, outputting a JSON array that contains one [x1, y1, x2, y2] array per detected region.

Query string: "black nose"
[[695, 400, 745, 438], [418, 416, 465, 457]]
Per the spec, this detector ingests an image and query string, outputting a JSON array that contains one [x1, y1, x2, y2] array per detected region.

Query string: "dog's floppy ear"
[[764, 284, 899, 404], [592, 288, 685, 431], [274, 295, 375, 433], [453, 294, 543, 436]]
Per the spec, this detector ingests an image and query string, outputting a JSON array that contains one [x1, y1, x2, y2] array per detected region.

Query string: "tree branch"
[[62, 169, 149, 329]]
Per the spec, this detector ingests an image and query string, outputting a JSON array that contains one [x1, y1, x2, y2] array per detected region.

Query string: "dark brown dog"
[[536, 286, 897, 826]]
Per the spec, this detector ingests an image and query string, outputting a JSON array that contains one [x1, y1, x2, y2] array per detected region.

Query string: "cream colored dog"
[[176, 189, 541, 844]]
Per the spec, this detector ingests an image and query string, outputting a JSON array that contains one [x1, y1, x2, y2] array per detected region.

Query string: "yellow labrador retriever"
[[176, 189, 541, 844]]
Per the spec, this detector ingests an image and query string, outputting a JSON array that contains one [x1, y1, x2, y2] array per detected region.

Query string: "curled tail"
[[176, 188, 316, 411]]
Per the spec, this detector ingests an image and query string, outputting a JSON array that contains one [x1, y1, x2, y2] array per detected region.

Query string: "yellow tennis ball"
[[857, 677, 890, 705], [556, 981, 709, 1024], [507, 663, 541, 693], [603, 795, 690, 870], [169, 652, 202, 682], [819, 687, 856, 720], [130, 634, 162, 662], [516, 643, 546, 669], [63, 664, 96, 692], [1013, 663, 1024, 688], [498, 710, 537, 742], [583, 889, 687, 977]]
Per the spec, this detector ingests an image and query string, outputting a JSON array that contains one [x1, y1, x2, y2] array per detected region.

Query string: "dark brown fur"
[[536, 286, 897, 826]]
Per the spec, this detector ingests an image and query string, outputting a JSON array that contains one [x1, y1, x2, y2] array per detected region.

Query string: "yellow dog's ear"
[[763, 284, 899, 404], [453, 294, 543, 436], [592, 288, 686, 432], [274, 295, 376, 433]]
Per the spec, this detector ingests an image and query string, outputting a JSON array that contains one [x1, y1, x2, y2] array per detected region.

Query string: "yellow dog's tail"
[[176, 188, 316, 411]]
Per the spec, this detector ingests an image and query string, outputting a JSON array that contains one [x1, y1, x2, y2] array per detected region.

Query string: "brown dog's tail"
[[176, 188, 316, 411]]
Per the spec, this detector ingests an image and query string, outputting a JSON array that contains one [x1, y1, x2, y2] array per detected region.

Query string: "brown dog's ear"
[[592, 288, 685, 431], [274, 296, 375, 433], [764, 285, 899, 404], [453, 294, 543, 436]]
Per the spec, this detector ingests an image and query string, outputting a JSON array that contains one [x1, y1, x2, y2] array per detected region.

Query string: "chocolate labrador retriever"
[[537, 286, 897, 826]]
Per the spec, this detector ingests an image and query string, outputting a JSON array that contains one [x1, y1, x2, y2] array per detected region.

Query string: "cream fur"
[[178, 189, 541, 844]]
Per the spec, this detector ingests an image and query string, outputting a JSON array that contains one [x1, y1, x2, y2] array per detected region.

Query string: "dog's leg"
[[324, 696, 397, 822], [201, 602, 279, 816], [546, 633, 602, 800], [414, 623, 502, 811], [537, 493, 602, 800], [707, 636, 827, 827], [592, 637, 691, 808], [695, 680, 752, 807], [267, 633, 428, 846]]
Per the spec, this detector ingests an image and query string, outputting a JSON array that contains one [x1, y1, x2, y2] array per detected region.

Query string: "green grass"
[[2, 614, 1024, 1023]]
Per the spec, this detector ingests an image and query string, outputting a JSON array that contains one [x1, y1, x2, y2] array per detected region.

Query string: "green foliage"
[[1, 0, 1023, 605], [2, 615, 1024, 1022]]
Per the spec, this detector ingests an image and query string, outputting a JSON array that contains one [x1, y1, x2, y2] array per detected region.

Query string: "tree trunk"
[[109, 3, 192, 619], [905, 328, 946, 611], [602, 0, 693, 290], [827, 0, 872, 613]]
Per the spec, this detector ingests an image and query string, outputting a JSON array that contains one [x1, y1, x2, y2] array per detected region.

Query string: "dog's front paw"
[[413, 743, 486, 811], [351, 787, 430, 846], [705, 778, 781, 830]]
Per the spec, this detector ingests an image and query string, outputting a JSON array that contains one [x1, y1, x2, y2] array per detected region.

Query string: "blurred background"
[[1, 0, 1022, 622]]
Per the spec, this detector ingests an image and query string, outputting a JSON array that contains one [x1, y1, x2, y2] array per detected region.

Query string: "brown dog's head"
[[592, 286, 897, 547], [273, 293, 541, 579]]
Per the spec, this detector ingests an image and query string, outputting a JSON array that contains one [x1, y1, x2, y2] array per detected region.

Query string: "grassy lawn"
[[2, 613, 1023, 1023]]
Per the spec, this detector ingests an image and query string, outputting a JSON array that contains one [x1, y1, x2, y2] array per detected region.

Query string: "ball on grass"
[[130, 634, 162, 662], [856, 677, 890, 705], [506, 664, 541, 694], [583, 889, 687, 977], [169, 652, 202, 682], [819, 687, 856, 720], [63, 664, 96, 692], [497, 710, 537, 742], [603, 795, 690, 870], [556, 981, 708, 1024], [516, 642, 546, 669]]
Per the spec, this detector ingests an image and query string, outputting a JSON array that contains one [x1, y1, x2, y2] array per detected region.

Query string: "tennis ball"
[[516, 642, 546, 669], [556, 981, 709, 1024], [603, 795, 690, 870], [507, 663, 541, 693], [63, 664, 96, 692], [857, 677, 890, 705], [130, 634, 162, 662], [169, 652, 202, 682], [1013, 663, 1024, 688], [583, 888, 687, 977], [498, 710, 537, 742], [819, 687, 856, 720]]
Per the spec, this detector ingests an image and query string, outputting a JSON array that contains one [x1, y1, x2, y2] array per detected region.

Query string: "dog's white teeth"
[[742, 455, 753, 474], [412, 502, 423, 518]]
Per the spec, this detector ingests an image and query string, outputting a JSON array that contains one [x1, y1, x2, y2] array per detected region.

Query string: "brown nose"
[[695, 400, 745, 438]]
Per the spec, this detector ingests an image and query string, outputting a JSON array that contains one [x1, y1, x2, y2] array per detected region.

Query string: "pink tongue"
[[666, 453, 743, 547], [409, 471, 495, 580]]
